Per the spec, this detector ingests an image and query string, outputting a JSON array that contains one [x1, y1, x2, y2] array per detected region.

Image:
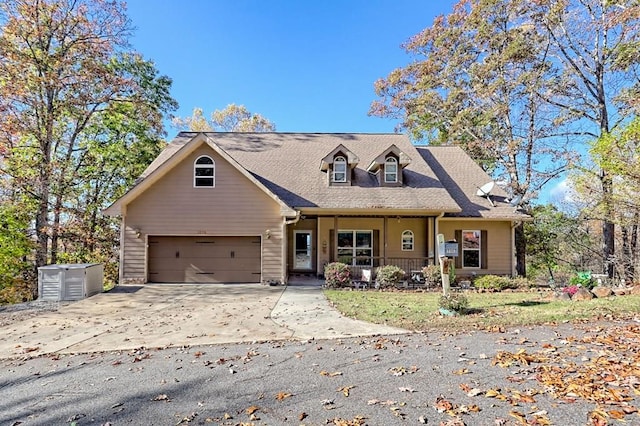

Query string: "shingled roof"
[[115, 132, 529, 219], [417, 146, 529, 220], [201, 132, 459, 212]]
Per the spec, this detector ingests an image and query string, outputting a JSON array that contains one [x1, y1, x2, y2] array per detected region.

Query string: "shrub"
[[0, 203, 34, 300], [438, 293, 469, 313], [0, 276, 33, 304], [511, 277, 534, 289], [473, 275, 518, 291], [324, 262, 352, 288], [375, 265, 406, 288], [570, 272, 595, 289], [421, 265, 442, 287]]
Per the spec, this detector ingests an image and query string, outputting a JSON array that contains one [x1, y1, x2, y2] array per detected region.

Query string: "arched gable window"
[[194, 155, 215, 187], [401, 230, 414, 251], [333, 155, 347, 183], [385, 156, 398, 183]]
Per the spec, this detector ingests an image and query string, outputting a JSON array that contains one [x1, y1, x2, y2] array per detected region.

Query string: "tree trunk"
[[34, 195, 49, 268], [515, 222, 526, 277], [631, 220, 638, 283], [601, 170, 615, 278], [33, 171, 50, 299], [50, 194, 63, 264], [622, 225, 632, 282]]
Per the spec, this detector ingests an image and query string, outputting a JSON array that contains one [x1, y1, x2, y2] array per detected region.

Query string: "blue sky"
[[125, 0, 457, 137]]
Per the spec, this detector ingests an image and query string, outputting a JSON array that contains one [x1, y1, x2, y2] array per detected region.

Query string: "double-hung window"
[[462, 230, 481, 268], [332, 156, 347, 183], [337, 230, 372, 266], [384, 157, 398, 183]]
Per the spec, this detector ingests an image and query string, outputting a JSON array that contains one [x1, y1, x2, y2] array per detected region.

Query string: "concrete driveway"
[[0, 283, 406, 359]]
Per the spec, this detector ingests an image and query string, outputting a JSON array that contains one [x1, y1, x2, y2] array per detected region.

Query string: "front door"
[[294, 230, 313, 270]]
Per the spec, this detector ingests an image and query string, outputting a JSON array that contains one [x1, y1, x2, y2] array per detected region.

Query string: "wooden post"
[[440, 256, 450, 296]]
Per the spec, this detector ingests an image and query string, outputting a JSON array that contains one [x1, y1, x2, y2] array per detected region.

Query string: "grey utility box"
[[38, 263, 104, 301]]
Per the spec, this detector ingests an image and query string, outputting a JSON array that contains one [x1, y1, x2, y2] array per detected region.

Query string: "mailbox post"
[[437, 234, 459, 296]]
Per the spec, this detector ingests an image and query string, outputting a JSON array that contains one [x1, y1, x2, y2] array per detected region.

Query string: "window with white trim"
[[194, 155, 215, 187], [337, 230, 372, 266], [384, 156, 398, 183], [401, 230, 414, 251], [333, 156, 347, 183], [462, 230, 481, 268]]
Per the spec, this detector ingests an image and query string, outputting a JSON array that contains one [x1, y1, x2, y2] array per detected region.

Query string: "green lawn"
[[324, 289, 640, 331]]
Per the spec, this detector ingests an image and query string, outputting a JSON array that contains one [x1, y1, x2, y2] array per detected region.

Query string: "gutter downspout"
[[511, 220, 522, 276], [434, 212, 445, 259], [282, 211, 301, 284], [118, 206, 126, 285]]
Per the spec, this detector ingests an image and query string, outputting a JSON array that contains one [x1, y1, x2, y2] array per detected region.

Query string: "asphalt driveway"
[[0, 283, 405, 359]]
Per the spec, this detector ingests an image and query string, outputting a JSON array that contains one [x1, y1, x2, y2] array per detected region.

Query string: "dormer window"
[[194, 155, 215, 187], [384, 157, 398, 183], [367, 145, 411, 187], [320, 145, 359, 186], [332, 156, 347, 183]]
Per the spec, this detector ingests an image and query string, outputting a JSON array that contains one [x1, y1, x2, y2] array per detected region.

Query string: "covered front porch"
[[286, 214, 440, 281]]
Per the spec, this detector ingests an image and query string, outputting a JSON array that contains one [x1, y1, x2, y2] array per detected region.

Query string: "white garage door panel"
[[148, 236, 261, 283]]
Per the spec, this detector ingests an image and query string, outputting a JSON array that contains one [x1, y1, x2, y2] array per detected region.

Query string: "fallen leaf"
[[152, 394, 169, 402], [337, 385, 355, 397], [435, 396, 453, 413], [485, 389, 501, 398], [275, 391, 292, 401], [459, 383, 472, 393], [320, 370, 343, 377], [467, 388, 484, 397], [608, 410, 625, 419], [245, 405, 259, 415], [508, 410, 527, 425]]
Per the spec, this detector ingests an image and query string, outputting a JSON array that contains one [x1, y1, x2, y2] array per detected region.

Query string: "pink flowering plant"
[[562, 285, 580, 296], [324, 262, 352, 288]]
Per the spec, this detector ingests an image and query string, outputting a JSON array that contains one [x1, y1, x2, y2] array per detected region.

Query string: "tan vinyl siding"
[[122, 146, 284, 283], [385, 218, 427, 259], [438, 220, 513, 276], [123, 226, 145, 282]]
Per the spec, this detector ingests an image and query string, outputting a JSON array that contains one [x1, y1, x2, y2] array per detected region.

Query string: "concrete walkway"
[[0, 282, 407, 359], [271, 283, 406, 340]]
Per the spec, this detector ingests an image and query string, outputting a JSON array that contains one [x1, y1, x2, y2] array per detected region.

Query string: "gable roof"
[[367, 144, 412, 173], [181, 132, 460, 213], [417, 146, 530, 220], [320, 144, 359, 171], [103, 133, 297, 216], [105, 132, 530, 220]]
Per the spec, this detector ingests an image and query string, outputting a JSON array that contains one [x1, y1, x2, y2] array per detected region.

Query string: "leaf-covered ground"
[[2, 318, 639, 425]]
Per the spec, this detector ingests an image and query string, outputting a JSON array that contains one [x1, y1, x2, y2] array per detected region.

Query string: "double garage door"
[[148, 236, 261, 283]]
